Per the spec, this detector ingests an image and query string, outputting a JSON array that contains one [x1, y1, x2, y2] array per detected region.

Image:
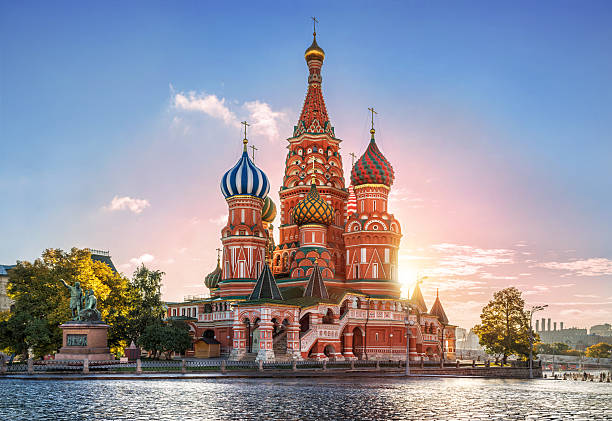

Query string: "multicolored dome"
[[204, 259, 222, 290], [221, 149, 270, 199], [262, 196, 277, 223], [350, 129, 395, 187], [292, 183, 334, 226]]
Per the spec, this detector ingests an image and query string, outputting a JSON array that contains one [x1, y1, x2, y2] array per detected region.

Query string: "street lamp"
[[405, 306, 415, 376], [529, 304, 548, 379]]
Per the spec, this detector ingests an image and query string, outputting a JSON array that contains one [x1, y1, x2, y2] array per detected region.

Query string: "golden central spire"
[[241, 120, 249, 151], [368, 107, 377, 139]]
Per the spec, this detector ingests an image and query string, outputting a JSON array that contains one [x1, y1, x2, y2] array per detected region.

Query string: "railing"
[[0, 357, 547, 376]]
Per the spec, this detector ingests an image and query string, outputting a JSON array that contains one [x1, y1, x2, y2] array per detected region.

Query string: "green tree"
[[0, 248, 133, 358], [473, 287, 533, 364], [127, 265, 166, 342], [137, 321, 191, 360], [585, 342, 612, 358]]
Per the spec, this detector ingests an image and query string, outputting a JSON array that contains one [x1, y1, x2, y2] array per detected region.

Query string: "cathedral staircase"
[[272, 329, 293, 361]]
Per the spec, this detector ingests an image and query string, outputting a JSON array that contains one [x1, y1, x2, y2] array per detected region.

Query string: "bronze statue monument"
[[60, 279, 83, 320], [59, 280, 101, 322], [57, 279, 111, 361]]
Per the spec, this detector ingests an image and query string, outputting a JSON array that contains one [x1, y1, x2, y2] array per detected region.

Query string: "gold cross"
[[216, 248, 222, 260], [311, 16, 319, 36], [249, 144, 258, 161], [368, 107, 377, 131], [349, 152, 357, 167], [241, 121, 249, 139], [241, 121, 249, 151]]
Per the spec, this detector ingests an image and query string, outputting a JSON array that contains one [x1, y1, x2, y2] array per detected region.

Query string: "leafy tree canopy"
[[585, 342, 612, 359], [127, 265, 166, 342], [473, 287, 534, 362], [0, 248, 132, 358], [137, 321, 192, 360]]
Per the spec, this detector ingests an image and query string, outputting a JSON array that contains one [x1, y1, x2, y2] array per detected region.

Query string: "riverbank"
[[1, 366, 543, 381]]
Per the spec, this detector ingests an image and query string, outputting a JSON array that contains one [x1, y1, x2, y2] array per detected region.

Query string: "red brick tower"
[[218, 130, 271, 298], [272, 30, 348, 281], [343, 117, 402, 297]]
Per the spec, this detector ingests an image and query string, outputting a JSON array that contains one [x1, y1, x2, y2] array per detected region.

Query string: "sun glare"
[[398, 265, 419, 299]]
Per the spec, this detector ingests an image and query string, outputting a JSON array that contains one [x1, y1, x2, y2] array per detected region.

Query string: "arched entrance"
[[323, 344, 336, 359], [299, 313, 311, 332], [352, 327, 364, 359]]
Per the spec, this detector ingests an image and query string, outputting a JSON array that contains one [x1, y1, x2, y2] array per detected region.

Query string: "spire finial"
[[241, 121, 250, 151], [310, 156, 316, 184], [311, 16, 318, 37], [349, 152, 357, 168], [368, 107, 377, 140], [436, 288, 439, 298], [249, 144, 258, 161], [215, 247, 222, 265]]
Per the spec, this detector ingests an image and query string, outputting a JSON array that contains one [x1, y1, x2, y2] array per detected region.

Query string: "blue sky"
[[1, 1, 611, 328]]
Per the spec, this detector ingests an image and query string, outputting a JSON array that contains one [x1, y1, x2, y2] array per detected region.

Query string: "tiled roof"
[[0, 265, 15, 276], [90, 253, 118, 274], [249, 263, 283, 301], [303, 265, 329, 299]]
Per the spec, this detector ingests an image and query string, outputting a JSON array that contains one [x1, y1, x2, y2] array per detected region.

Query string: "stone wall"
[[411, 366, 542, 379]]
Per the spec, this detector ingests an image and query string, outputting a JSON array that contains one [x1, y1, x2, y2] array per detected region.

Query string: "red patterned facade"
[[166, 30, 456, 363]]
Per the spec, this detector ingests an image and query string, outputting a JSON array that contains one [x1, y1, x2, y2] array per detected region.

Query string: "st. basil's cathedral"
[[166, 29, 457, 362]]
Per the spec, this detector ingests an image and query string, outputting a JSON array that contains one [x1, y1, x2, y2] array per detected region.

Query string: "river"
[[1, 377, 610, 420]]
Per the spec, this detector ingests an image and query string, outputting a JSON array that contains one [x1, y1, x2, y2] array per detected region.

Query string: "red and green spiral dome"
[[350, 129, 395, 187]]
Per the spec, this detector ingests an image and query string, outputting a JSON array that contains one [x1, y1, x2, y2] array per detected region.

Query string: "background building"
[[0, 264, 16, 312]]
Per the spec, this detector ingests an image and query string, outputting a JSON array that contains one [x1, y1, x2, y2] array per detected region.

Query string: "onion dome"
[[220, 138, 270, 199], [292, 182, 334, 226], [205, 258, 222, 290], [350, 128, 395, 187], [261, 196, 277, 223], [305, 33, 325, 62]]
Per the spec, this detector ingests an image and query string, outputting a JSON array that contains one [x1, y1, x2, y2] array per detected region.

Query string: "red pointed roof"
[[410, 283, 427, 313], [293, 34, 334, 137], [430, 289, 449, 324]]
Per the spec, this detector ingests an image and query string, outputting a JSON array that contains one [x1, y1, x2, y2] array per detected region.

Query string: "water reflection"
[[1, 377, 611, 420]]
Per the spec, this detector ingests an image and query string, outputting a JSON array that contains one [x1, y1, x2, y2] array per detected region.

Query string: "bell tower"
[[272, 26, 348, 281]]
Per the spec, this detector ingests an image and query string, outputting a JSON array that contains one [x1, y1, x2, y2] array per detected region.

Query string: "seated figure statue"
[[78, 289, 102, 322]]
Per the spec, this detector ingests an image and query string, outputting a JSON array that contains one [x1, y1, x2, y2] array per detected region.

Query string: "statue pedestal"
[[56, 322, 113, 361]]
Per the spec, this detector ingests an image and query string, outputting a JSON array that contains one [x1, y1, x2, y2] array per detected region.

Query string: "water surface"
[[1, 377, 610, 420]]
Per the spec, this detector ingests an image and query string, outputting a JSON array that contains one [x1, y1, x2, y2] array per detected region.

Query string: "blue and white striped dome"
[[220, 151, 270, 199]]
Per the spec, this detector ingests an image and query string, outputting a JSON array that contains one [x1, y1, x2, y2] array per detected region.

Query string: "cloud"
[[105, 196, 150, 214], [243, 100, 286, 142], [174, 91, 238, 126], [574, 294, 598, 298], [209, 214, 227, 227], [389, 188, 426, 208], [479, 273, 518, 280], [536, 258, 612, 276], [129, 253, 155, 265], [424, 243, 515, 278], [172, 90, 288, 142]]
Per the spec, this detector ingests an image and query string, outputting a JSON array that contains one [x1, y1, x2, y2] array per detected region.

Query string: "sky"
[[1, 1, 611, 330]]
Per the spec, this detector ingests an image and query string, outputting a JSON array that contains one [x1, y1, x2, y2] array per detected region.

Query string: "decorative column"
[[286, 322, 302, 360], [342, 331, 356, 360], [256, 308, 275, 361], [229, 317, 247, 360], [409, 328, 418, 360]]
